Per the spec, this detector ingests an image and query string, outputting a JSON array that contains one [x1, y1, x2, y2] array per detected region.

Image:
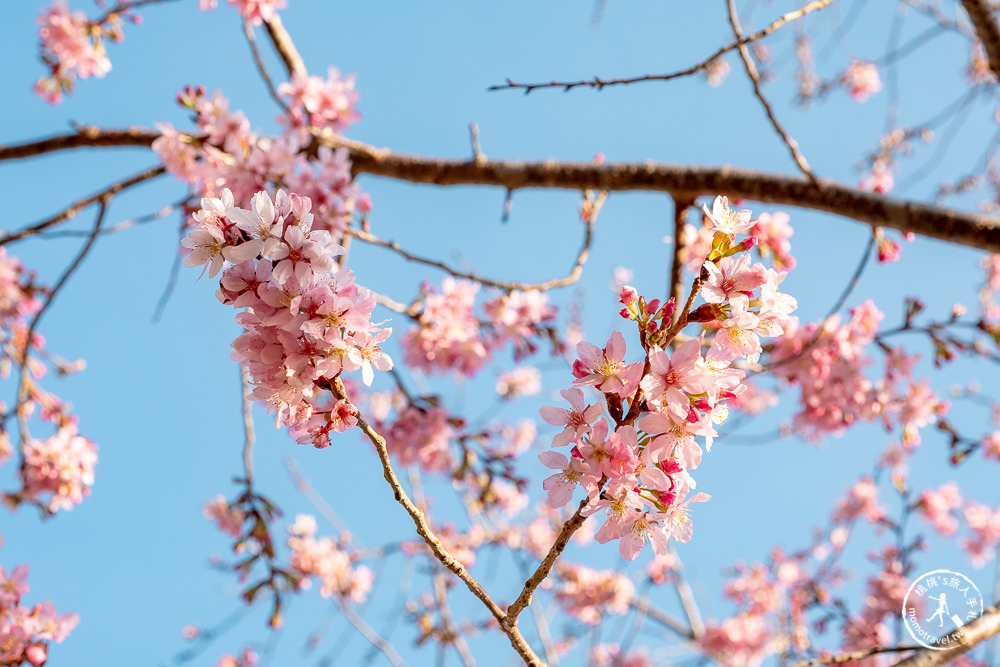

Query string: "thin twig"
[[469, 123, 485, 164], [432, 573, 476, 667], [0, 166, 166, 246], [328, 377, 544, 667], [489, 0, 837, 93], [283, 457, 353, 536], [40, 197, 183, 239], [667, 543, 704, 639], [345, 219, 593, 292], [243, 20, 292, 113], [629, 597, 694, 639], [336, 595, 408, 667], [17, 196, 108, 445], [727, 0, 819, 185], [240, 365, 256, 484]]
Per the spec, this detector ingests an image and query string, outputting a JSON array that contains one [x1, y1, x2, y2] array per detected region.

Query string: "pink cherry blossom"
[[703, 196, 755, 236], [844, 60, 882, 102], [538, 388, 602, 447], [572, 331, 643, 397]]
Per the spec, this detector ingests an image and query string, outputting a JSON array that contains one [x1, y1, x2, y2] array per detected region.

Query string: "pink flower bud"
[[619, 285, 638, 306], [645, 299, 660, 315], [26, 645, 47, 666]]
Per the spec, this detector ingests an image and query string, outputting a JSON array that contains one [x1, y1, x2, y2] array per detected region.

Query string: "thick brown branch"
[[961, 0, 1000, 82], [4, 129, 1000, 253], [262, 13, 307, 78], [670, 197, 695, 305], [891, 601, 1000, 666]]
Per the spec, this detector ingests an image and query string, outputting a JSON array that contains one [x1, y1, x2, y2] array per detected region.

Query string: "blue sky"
[[3, 1, 1000, 665]]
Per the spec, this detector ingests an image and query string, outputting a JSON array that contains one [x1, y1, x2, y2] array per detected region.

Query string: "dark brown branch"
[[670, 197, 695, 306], [4, 129, 1000, 253], [891, 601, 1000, 666], [961, 0, 1000, 82]]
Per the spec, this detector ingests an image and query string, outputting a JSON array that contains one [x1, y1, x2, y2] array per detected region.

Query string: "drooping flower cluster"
[[286, 515, 373, 603], [0, 556, 79, 666], [539, 196, 797, 560], [402, 279, 557, 377], [154, 86, 368, 234], [183, 188, 392, 439]]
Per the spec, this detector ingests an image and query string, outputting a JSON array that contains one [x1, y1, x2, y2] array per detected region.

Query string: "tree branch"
[[961, 0, 1000, 82], [262, 13, 307, 78], [488, 0, 838, 93], [890, 601, 1000, 666], [328, 377, 544, 667], [727, 0, 819, 185], [4, 129, 1000, 253], [346, 216, 593, 292]]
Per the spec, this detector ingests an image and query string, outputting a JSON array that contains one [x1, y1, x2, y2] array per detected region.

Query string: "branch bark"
[[3, 128, 1000, 253], [961, 0, 1000, 82], [890, 600, 1000, 666]]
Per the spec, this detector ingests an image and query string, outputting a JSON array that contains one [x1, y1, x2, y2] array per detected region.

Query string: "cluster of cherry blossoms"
[[540, 196, 798, 560], [0, 247, 96, 516], [402, 278, 558, 377], [182, 188, 391, 442], [769, 299, 949, 445], [0, 550, 79, 667], [35, 1, 299, 104], [154, 83, 369, 235], [286, 514, 372, 603]]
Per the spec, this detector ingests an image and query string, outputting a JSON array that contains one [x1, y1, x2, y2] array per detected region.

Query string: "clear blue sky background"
[[3, 1, 999, 665]]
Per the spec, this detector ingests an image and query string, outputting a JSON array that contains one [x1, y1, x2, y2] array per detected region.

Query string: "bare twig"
[[328, 377, 544, 666], [243, 20, 292, 113], [667, 543, 704, 639], [469, 123, 485, 164], [336, 595, 408, 667], [0, 166, 166, 246], [629, 597, 695, 639], [489, 0, 837, 93], [433, 574, 476, 667], [240, 365, 256, 484], [345, 219, 593, 292], [961, 0, 1000, 81], [283, 457, 352, 536], [17, 196, 108, 444], [4, 129, 1000, 253], [727, 0, 819, 185]]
